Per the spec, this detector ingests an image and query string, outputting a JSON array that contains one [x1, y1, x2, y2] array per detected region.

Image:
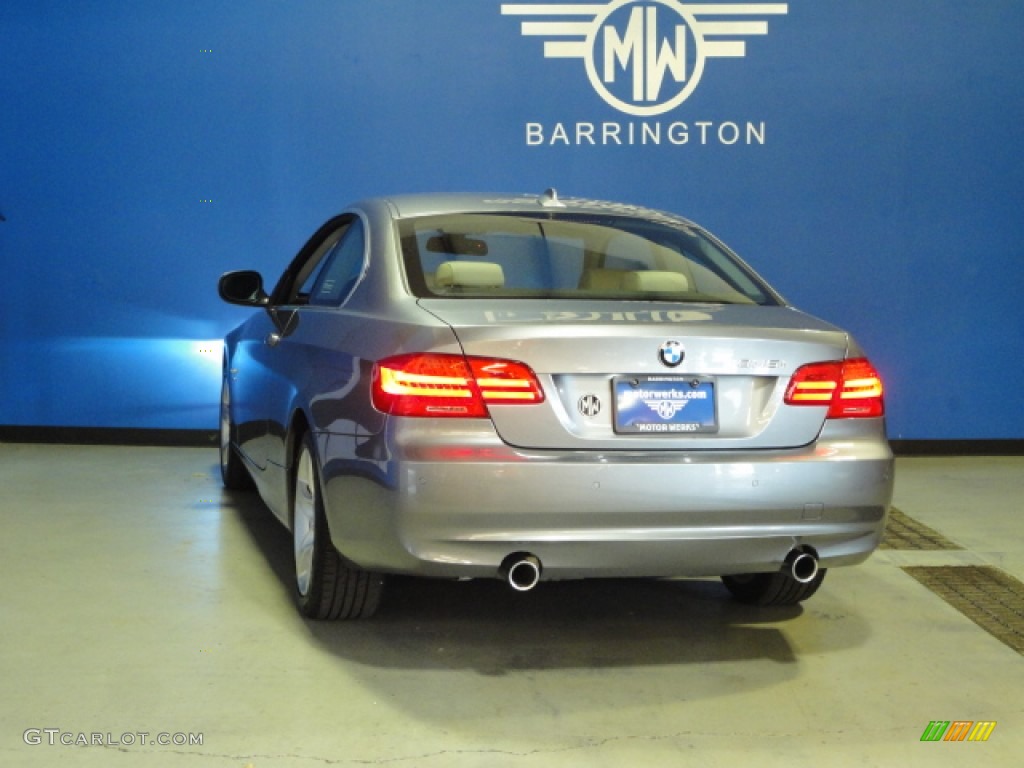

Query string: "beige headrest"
[[435, 261, 505, 289], [622, 270, 690, 292], [580, 268, 626, 291]]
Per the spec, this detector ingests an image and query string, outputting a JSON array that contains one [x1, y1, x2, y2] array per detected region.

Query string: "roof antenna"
[[538, 188, 566, 208]]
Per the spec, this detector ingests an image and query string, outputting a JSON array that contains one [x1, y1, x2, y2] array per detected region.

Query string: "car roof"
[[361, 190, 699, 228]]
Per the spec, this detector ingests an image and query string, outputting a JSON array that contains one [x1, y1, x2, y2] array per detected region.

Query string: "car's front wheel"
[[721, 568, 827, 606], [219, 376, 254, 491], [292, 432, 384, 620]]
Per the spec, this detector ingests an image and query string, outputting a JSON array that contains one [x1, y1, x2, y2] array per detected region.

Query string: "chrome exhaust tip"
[[785, 547, 820, 584], [499, 553, 542, 592]]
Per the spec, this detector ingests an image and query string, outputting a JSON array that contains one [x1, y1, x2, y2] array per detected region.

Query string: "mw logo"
[[502, 1, 788, 117], [598, 4, 694, 108]]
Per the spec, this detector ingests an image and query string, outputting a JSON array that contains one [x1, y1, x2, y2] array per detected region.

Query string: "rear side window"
[[398, 212, 776, 305], [309, 219, 367, 307]]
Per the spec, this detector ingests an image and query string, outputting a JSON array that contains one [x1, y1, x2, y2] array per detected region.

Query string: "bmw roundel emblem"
[[658, 341, 685, 368]]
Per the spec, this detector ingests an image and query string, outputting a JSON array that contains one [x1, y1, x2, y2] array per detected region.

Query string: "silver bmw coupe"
[[218, 191, 893, 619]]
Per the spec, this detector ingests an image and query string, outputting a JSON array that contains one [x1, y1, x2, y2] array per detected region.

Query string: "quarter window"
[[307, 219, 367, 307]]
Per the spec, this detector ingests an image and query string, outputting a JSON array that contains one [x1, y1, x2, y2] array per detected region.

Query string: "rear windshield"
[[398, 212, 778, 305]]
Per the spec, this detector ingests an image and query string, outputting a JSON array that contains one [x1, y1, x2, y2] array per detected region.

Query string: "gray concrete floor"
[[1, 444, 1021, 767]]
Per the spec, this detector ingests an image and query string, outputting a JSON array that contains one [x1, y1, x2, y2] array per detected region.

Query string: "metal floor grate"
[[902, 565, 1024, 655], [881, 507, 962, 551]]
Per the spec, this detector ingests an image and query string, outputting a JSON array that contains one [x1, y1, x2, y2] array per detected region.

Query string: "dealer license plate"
[[612, 375, 718, 435]]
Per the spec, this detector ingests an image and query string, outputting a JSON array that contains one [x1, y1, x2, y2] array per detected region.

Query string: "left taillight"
[[784, 358, 885, 419], [371, 353, 545, 418]]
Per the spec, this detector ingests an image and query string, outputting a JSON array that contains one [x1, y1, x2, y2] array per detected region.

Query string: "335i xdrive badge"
[[218, 190, 893, 620]]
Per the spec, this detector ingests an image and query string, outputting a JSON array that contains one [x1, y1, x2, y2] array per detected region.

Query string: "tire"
[[721, 568, 827, 606], [292, 431, 384, 620], [219, 376, 254, 491]]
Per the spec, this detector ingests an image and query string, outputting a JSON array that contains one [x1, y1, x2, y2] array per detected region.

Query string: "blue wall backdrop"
[[2, 1, 1022, 438]]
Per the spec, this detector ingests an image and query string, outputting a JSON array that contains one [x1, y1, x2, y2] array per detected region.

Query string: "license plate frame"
[[611, 375, 718, 435]]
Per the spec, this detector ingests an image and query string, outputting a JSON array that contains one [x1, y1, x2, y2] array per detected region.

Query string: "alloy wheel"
[[293, 445, 317, 598]]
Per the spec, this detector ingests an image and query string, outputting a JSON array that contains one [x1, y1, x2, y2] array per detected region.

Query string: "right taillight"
[[371, 353, 545, 418], [784, 358, 885, 418]]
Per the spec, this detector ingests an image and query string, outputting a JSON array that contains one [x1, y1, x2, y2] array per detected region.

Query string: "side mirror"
[[218, 270, 269, 307]]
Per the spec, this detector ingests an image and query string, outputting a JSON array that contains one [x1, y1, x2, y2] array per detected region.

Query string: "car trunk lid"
[[417, 299, 850, 451]]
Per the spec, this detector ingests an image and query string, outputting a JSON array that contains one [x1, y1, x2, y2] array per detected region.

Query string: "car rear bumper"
[[319, 419, 894, 581]]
